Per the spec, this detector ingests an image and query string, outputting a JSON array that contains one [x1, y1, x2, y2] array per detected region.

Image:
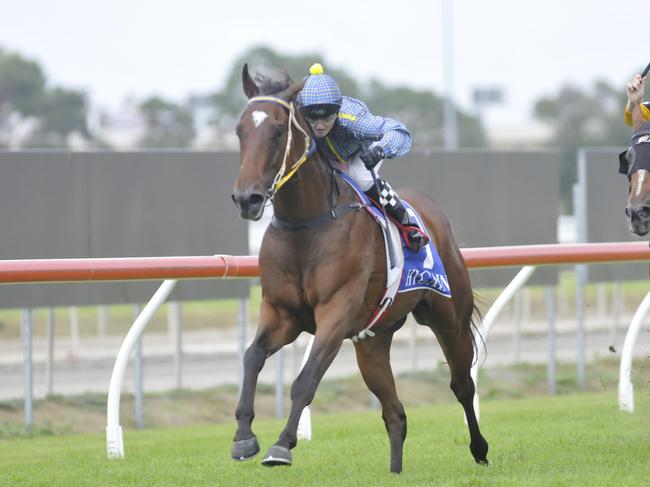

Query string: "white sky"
[[1, 0, 649, 124]]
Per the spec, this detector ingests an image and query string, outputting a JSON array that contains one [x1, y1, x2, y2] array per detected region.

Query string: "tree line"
[[0, 45, 635, 209]]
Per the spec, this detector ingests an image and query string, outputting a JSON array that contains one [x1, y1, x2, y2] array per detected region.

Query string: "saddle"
[[336, 172, 451, 341]]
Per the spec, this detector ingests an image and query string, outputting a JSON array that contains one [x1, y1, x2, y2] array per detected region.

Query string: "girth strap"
[[271, 202, 364, 231]]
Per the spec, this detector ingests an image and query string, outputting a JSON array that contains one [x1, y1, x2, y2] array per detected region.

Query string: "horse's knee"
[[450, 378, 475, 404], [244, 342, 267, 370], [382, 404, 407, 440], [289, 374, 317, 406]]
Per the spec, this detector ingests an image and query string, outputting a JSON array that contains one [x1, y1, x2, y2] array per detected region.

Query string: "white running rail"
[[106, 279, 178, 459]]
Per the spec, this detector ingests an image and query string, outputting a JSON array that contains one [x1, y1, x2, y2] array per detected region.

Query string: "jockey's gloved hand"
[[360, 145, 385, 170]]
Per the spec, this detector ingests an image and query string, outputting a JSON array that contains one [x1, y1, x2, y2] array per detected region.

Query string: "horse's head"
[[620, 122, 650, 236], [231, 64, 306, 220]]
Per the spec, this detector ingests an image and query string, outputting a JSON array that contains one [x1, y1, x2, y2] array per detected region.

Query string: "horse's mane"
[[253, 69, 293, 95]]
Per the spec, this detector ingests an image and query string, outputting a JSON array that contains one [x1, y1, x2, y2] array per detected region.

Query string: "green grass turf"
[[1, 392, 648, 486]]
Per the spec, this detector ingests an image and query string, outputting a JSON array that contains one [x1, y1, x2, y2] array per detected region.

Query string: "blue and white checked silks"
[[321, 96, 412, 160]]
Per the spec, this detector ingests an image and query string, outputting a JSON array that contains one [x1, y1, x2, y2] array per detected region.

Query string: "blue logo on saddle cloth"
[[337, 172, 452, 298]]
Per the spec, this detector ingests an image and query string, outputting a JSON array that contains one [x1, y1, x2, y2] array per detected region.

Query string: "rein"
[[247, 96, 314, 199]]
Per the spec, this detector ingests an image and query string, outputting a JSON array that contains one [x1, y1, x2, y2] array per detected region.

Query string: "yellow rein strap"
[[270, 103, 312, 194]]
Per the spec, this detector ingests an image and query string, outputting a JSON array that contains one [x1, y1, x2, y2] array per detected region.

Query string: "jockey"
[[296, 63, 429, 253], [624, 73, 650, 129]]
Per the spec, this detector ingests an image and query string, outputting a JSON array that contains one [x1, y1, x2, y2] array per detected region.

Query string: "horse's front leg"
[[261, 304, 351, 467], [231, 299, 300, 461]]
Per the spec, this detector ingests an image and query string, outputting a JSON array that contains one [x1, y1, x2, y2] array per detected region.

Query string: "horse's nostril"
[[248, 194, 264, 207], [625, 207, 632, 219]]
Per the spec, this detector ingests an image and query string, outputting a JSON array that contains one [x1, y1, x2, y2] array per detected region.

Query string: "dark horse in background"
[[621, 116, 650, 236], [230, 64, 489, 473]]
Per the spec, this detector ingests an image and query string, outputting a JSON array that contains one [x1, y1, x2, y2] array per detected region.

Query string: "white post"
[[470, 266, 537, 422], [596, 284, 607, 321], [106, 279, 177, 459], [46, 308, 54, 396], [618, 290, 650, 412], [546, 287, 556, 394], [409, 316, 418, 372], [512, 291, 523, 363], [237, 299, 247, 394], [610, 282, 623, 346], [275, 350, 284, 419], [441, 0, 458, 149], [296, 335, 315, 440], [575, 152, 588, 390], [98, 306, 108, 338], [69, 306, 80, 352], [167, 301, 182, 389], [575, 264, 587, 389], [21, 309, 33, 430], [133, 304, 144, 430]]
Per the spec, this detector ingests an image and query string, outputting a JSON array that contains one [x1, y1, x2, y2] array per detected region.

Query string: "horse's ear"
[[282, 79, 305, 101], [242, 63, 259, 99]]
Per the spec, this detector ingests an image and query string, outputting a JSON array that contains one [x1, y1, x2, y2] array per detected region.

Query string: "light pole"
[[441, 0, 458, 150]]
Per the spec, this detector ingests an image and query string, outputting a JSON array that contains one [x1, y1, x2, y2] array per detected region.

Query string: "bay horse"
[[230, 64, 488, 473], [620, 120, 650, 236]]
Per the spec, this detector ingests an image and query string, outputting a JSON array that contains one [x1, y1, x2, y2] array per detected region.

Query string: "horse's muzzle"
[[231, 190, 267, 221], [625, 205, 650, 236]]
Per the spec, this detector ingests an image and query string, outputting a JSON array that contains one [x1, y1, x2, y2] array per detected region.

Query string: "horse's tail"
[[469, 291, 486, 367]]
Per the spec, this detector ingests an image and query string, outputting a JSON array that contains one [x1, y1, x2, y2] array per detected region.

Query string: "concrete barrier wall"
[[0, 151, 250, 306], [383, 150, 561, 287]]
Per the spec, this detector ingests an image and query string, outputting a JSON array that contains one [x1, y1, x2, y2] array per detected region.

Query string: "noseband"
[[247, 96, 315, 200]]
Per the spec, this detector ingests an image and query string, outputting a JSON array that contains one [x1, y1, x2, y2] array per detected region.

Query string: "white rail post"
[[21, 308, 33, 430], [409, 316, 418, 372], [469, 266, 537, 422], [610, 282, 623, 346], [575, 264, 588, 389], [237, 299, 247, 394], [133, 304, 144, 430], [69, 306, 80, 353], [98, 305, 108, 338], [575, 153, 588, 390], [546, 286, 556, 394], [167, 301, 182, 389], [618, 290, 650, 412], [275, 349, 284, 419], [46, 308, 54, 396], [106, 279, 177, 459], [296, 335, 315, 440]]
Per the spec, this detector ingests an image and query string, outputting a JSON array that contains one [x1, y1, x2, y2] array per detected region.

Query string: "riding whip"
[[642, 62, 650, 78]]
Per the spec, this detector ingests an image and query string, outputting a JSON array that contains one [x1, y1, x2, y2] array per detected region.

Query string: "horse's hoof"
[[231, 436, 260, 461], [475, 457, 490, 466], [261, 445, 292, 467]]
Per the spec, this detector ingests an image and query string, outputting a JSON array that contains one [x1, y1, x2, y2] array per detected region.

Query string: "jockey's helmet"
[[297, 63, 342, 120]]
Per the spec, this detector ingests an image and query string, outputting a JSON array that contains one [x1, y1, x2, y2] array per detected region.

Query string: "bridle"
[[245, 95, 364, 232], [247, 96, 314, 200]]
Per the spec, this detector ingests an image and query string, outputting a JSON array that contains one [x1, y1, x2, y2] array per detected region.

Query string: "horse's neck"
[[272, 154, 342, 222]]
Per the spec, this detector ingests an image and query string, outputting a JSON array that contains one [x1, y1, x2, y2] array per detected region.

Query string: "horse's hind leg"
[[231, 299, 300, 461], [431, 319, 489, 465], [353, 323, 407, 474]]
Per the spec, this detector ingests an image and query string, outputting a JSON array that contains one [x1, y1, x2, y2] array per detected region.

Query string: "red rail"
[[461, 242, 650, 268], [0, 242, 648, 284]]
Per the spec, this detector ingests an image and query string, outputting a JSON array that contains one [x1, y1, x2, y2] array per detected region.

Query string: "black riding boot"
[[365, 178, 429, 252]]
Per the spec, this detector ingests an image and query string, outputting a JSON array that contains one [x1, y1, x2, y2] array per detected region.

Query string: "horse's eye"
[[235, 127, 241, 138], [272, 126, 285, 139]]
